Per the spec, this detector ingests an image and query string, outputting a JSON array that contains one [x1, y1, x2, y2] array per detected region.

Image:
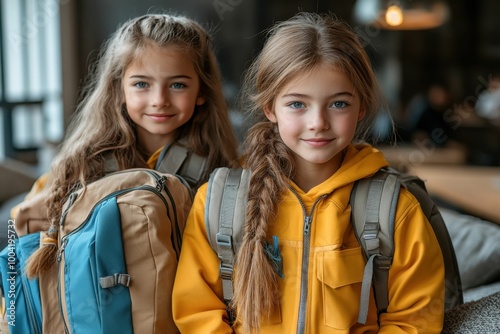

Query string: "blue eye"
[[134, 82, 148, 89], [171, 82, 186, 89], [332, 101, 348, 109], [288, 101, 305, 109]]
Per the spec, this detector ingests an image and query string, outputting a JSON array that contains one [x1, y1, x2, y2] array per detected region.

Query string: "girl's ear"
[[196, 96, 206, 106], [264, 104, 277, 122], [358, 108, 366, 122]]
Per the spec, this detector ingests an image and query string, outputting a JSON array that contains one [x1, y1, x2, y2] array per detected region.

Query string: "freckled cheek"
[[334, 117, 359, 137], [124, 95, 147, 109], [277, 123, 302, 142], [177, 97, 198, 114], [123, 89, 146, 103]]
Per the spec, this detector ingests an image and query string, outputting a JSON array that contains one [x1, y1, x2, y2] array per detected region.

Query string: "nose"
[[308, 107, 330, 131], [151, 88, 170, 108]]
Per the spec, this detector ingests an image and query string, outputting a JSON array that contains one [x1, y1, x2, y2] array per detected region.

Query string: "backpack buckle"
[[376, 256, 392, 270], [363, 221, 379, 239], [216, 232, 232, 249], [219, 262, 233, 280], [99, 273, 131, 288]]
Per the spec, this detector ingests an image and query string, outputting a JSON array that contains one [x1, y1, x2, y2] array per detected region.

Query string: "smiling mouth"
[[148, 114, 174, 121], [304, 138, 333, 146]]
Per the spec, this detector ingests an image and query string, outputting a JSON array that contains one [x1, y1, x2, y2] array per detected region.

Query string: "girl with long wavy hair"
[[173, 12, 445, 333], [13, 13, 239, 278]]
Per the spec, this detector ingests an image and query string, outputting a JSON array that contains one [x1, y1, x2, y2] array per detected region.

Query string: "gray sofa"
[[441, 207, 500, 333], [440, 207, 500, 302]]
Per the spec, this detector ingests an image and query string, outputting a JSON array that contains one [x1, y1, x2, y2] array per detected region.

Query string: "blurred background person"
[[476, 74, 500, 127]]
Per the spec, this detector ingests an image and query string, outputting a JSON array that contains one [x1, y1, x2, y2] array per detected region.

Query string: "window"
[[0, 0, 62, 163]]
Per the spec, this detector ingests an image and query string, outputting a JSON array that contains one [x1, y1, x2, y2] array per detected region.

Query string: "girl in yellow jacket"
[[172, 12, 445, 334]]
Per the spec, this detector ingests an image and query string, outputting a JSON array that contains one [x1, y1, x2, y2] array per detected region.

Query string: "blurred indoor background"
[[1, 0, 499, 221]]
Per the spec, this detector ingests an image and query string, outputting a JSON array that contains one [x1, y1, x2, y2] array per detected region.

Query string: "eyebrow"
[[281, 92, 354, 99], [127, 74, 193, 80]]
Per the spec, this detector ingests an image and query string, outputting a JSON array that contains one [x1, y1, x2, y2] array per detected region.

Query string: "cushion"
[[443, 291, 500, 333], [463, 281, 500, 303], [440, 207, 500, 290]]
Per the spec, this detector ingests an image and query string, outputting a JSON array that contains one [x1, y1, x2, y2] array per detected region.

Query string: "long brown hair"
[[233, 12, 385, 332], [26, 13, 239, 278]]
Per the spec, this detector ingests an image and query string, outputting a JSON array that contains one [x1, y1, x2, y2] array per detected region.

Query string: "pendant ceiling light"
[[353, 0, 450, 30]]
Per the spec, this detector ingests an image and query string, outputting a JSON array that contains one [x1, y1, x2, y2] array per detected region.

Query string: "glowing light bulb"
[[385, 5, 403, 26]]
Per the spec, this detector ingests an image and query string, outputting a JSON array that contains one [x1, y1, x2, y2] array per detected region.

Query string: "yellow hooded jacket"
[[172, 144, 445, 333]]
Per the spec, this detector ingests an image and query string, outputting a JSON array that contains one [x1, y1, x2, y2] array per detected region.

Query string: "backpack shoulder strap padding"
[[155, 138, 208, 189], [103, 138, 207, 190], [351, 171, 400, 257], [205, 167, 251, 302], [350, 169, 400, 324], [352, 166, 464, 324]]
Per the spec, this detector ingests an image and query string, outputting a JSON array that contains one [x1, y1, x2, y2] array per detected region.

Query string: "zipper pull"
[[304, 216, 312, 235], [57, 238, 69, 263], [59, 192, 78, 227], [156, 175, 167, 191], [67, 192, 78, 206]]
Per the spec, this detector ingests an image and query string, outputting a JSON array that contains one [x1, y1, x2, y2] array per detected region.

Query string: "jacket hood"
[[292, 143, 389, 198]]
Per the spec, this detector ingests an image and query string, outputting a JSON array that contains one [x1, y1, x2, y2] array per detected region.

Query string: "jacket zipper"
[[289, 187, 328, 334], [55, 170, 172, 333]]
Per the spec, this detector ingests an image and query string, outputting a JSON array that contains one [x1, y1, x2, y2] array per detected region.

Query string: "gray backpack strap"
[[205, 167, 250, 304], [350, 170, 400, 324], [103, 139, 207, 189], [103, 152, 119, 174], [155, 139, 207, 189]]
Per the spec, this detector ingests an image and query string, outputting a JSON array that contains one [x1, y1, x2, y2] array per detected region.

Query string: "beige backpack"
[[56, 169, 192, 333], [1, 141, 206, 334]]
